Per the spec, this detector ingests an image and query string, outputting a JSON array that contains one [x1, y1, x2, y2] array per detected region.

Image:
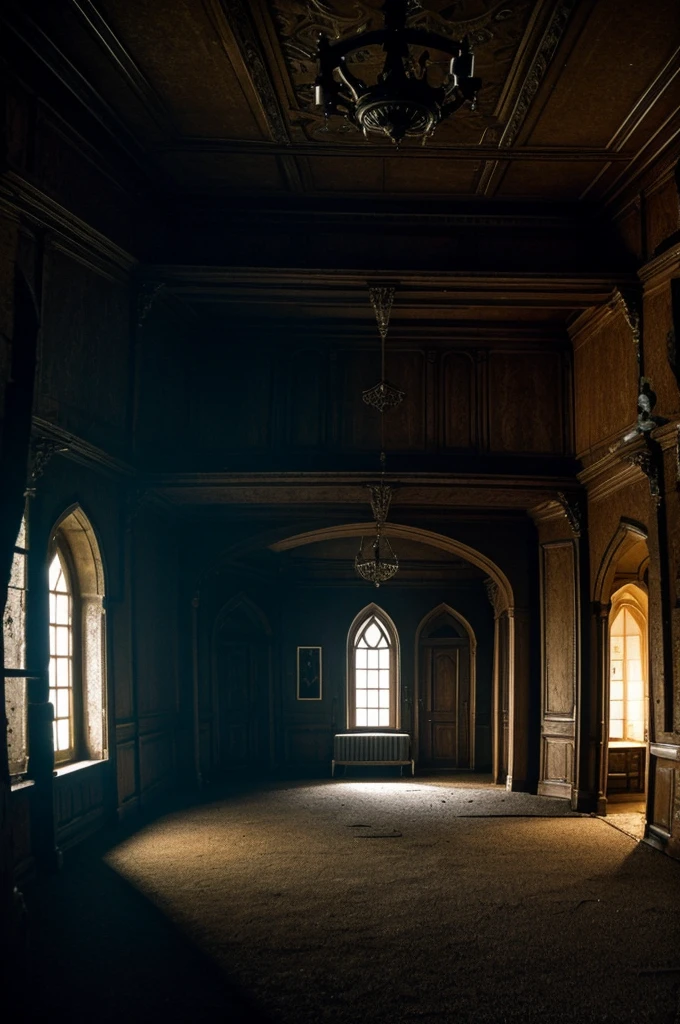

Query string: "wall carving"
[[219, 0, 290, 144], [500, 0, 577, 148], [556, 491, 582, 537]]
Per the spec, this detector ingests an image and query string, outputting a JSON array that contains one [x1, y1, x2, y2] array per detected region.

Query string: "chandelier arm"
[[335, 63, 365, 105], [318, 29, 387, 62]]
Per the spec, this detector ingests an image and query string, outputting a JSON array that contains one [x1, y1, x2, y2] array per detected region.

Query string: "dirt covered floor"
[[25, 776, 680, 1023]]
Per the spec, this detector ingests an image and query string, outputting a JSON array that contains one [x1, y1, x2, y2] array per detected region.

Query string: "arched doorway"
[[416, 605, 476, 770], [210, 596, 272, 775], [605, 584, 649, 808], [593, 519, 650, 816]]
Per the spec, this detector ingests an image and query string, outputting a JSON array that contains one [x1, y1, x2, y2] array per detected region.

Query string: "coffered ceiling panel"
[[525, 0, 680, 149], [99, 0, 267, 138], [498, 160, 605, 199], [158, 152, 287, 191], [7, 0, 678, 204]]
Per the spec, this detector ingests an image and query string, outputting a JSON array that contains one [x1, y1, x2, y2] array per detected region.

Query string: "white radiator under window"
[[332, 732, 413, 776]]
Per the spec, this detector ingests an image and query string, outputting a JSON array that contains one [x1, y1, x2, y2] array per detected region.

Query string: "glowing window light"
[[49, 550, 74, 760]]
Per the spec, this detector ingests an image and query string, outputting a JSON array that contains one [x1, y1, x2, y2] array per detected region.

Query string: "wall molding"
[[0, 172, 136, 274]]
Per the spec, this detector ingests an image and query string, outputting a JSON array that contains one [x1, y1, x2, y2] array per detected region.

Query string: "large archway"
[[268, 522, 519, 786]]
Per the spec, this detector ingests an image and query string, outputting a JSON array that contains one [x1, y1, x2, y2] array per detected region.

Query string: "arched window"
[[49, 547, 74, 760], [609, 586, 647, 744], [347, 608, 399, 730], [48, 508, 107, 766]]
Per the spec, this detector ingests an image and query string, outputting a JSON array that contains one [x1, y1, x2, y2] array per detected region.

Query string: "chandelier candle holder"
[[315, 0, 481, 145]]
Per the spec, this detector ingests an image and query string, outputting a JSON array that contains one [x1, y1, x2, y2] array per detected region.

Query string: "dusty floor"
[[26, 777, 680, 1024]]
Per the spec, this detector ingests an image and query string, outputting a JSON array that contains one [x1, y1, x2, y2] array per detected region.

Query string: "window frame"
[[608, 593, 648, 745], [346, 605, 400, 731], [48, 539, 83, 764], [47, 507, 108, 767]]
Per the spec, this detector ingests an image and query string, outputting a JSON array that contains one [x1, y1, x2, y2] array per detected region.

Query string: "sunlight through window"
[[49, 549, 74, 760], [353, 614, 394, 728]]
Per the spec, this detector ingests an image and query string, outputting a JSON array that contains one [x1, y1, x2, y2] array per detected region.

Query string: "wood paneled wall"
[[180, 337, 572, 464]]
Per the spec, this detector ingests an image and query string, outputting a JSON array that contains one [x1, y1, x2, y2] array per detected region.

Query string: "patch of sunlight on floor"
[[600, 800, 646, 841]]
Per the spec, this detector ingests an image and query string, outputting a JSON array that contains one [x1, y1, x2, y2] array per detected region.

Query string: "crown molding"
[[0, 173, 136, 274], [32, 418, 135, 479]]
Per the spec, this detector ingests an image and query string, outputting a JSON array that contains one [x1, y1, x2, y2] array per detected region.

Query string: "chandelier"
[[355, 286, 404, 586], [314, 0, 481, 145], [355, 464, 400, 587]]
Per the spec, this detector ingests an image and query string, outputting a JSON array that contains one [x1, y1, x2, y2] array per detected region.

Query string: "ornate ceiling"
[[12, 0, 680, 203]]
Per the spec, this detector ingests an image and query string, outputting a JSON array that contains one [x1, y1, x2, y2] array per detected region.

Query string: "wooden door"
[[420, 641, 471, 768], [218, 640, 265, 769]]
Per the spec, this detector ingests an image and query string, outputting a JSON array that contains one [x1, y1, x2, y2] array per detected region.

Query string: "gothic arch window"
[[347, 607, 399, 730], [48, 507, 107, 765], [609, 585, 648, 745]]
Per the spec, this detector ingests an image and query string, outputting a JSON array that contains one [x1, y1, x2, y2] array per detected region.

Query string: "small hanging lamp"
[[355, 459, 400, 587]]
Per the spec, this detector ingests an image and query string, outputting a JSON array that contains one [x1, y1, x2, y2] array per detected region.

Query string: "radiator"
[[332, 732, 413, 776]]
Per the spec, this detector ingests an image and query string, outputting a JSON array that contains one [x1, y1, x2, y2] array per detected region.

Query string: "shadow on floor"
[[23, 817, 275, 1023]]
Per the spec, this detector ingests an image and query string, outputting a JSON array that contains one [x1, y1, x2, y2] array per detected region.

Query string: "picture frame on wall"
[[297, 646, 322, 701]]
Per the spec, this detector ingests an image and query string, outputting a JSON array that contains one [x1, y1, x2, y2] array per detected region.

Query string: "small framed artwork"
[[297, 646, 322, 701]]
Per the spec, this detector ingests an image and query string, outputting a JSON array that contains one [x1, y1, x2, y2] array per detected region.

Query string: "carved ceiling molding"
[[150, 265, 627, 308], [0, 174, 136, 276], [215, 0, 290, 145], [158, 138, 629, 162], [609, 286, 642, 364], [555, 491, 583, 537], [25, 436, 70, 498], [147, 470, 578, 510], [499, 0, 577, 148], [621, 448, 662, 508], [30, 418, 135, 479]]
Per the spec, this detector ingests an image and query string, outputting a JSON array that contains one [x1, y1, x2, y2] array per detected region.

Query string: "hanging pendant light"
[[355, 464, 399, 587], [363, 286, 405, 413], [355, 524, 400, 587]]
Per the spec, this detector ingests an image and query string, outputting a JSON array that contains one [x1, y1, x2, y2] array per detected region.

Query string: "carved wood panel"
[[488, 351, 565, 453], [39, 244, 130, 451], [539, 540, 578, 798], [334, 348, 382, 449], [285, 349, 327, 447], [652, 762, 676, 834], [442, 352, 474, 449]]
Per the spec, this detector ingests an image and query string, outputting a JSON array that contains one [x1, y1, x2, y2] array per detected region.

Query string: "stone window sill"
[[54, 758, 106, 777]]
